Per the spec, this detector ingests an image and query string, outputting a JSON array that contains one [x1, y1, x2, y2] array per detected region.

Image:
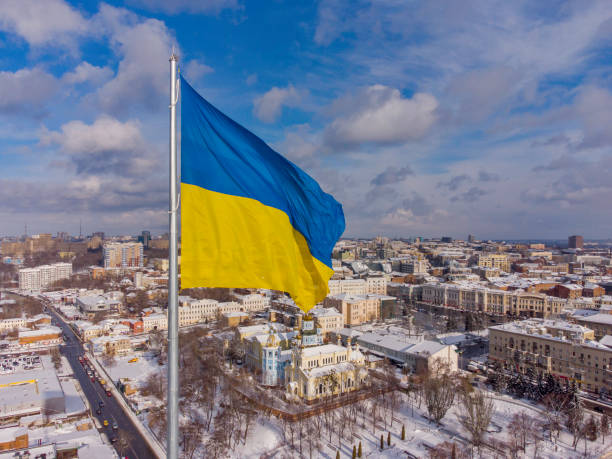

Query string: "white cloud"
[[0, 67, 58, 114], [184, 60, 214, 80], [324, 85, 438, 148], [0, 0, 88, 46], [127, 0, 240, 14], [92, 4, 176, 114], [253, 85, 302, 123], [62, 62, 114, 86], [40, 116, 157, 177]]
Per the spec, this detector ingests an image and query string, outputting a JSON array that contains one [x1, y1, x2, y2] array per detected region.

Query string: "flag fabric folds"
[[180, 77, 345, 312]]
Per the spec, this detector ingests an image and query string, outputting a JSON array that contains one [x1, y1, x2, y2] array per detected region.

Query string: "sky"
[[1, 0, 612, 240]]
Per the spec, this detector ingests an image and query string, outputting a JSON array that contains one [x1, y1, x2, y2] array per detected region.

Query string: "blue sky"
[[1, 0, 612, 239]]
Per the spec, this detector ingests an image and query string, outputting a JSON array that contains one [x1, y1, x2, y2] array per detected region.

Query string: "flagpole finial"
[[170, 45, 179, 61]]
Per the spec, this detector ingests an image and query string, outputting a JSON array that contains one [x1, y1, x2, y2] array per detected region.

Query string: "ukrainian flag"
[[180, 77, 345, 312]]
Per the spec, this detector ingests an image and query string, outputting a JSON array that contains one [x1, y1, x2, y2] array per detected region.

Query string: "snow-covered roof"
[[301, 344, 346, 357]]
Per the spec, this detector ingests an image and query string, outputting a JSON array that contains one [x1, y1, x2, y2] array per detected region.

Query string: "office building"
[[568, 235, 584, 249]]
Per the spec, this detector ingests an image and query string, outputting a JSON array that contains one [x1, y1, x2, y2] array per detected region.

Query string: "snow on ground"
[[225, 389, 612, 459], [61, 378, 87, 416], [101, 353, 160, 386]]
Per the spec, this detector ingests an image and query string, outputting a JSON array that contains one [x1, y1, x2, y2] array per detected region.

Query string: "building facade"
[[489, 319, 611, 394], [103, 242, 143, 269]]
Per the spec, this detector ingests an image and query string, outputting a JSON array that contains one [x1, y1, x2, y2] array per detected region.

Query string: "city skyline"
[[1, 1, 612, 239]]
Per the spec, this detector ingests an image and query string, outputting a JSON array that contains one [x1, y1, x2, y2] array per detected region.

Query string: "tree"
[[428, 441, 469, 459], [422, 360, 456, 425], [358, 441, 362, 457], [352, 445, 356, 459], [335, 450, 340, 459], [50, 347, 62, 371], [508, 412, 534, 452], [584, 415, 598, 441], [458, 388, 494, 450], [387, 431, 391, 446], [380, 434, 384, 450], [401, 424, 405, 440], [601, 413, 609, 443], [565, 400, 585, 450]]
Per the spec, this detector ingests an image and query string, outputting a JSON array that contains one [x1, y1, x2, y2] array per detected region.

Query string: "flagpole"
[[167, 51, 179, 459]]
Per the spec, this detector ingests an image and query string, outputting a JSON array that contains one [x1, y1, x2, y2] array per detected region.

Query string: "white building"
[[142, 313, 168, 332], [18, 262, 72, 290], [237, 294, 269, 312]]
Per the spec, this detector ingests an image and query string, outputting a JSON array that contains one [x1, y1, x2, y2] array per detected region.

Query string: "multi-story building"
[[310, 307, 343, 336], [237, 293, 269, 312], [142, 313, 168, 332], [18, 263, 72, 290], [568, 235, 584, 249], [178, 296, 220, 325], [420, 283, 567, 317], [573, 314, 612, 340], [489, 319, 611, 394], [400, 258, 429, 274], [323, 293, 382, 326], [477, 253, 510, 273], [103, 242, 143, 269], [328, 277, 388, 296]]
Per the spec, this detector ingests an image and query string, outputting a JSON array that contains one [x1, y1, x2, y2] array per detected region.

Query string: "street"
[[48, 306, 158, 459]]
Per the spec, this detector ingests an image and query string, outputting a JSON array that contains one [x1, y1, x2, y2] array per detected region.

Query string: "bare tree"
[[601, 413, 609, 444], [422, 360, 456, 425], [428, 441, 470, 459], [541, 392, 568, 443], [181, 419, 204, 459], [530, 420, 544, 459], [508, 412, 534, 453], [565, 400, 585, 450], [458, 388, 495, 451]]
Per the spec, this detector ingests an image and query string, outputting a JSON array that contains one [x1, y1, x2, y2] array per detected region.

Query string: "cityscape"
[[1, 1, 612, 459], [0, 233, 611, 458]]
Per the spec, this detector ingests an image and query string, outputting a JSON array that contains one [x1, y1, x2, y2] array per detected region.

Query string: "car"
[[110, 436, 117, 443], [106, 390, 112, 397], [96, 408, 101, 415], [103, 420, 109, 427], [112, 422, 118, 430], [99, 401, 104, 407]]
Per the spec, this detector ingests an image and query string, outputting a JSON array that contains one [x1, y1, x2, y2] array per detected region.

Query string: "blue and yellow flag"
[[180, 77, 345, 312]]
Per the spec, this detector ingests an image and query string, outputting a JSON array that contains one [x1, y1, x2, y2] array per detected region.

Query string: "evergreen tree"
[[387, 431, 391, 446], [358, 441, 362, 458], [352, 445, 356, 459], [336, 451, 340, 459], [401, 424, 405, 440], [380, 434, 384, 449], [451, 442, 457, 459]]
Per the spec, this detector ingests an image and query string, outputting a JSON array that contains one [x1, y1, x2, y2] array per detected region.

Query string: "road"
[[48, 306, 157, 459]]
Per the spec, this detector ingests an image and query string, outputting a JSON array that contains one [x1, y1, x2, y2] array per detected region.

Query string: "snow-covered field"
[[217, 389, 611, 459], [101, 353, 160, 386]]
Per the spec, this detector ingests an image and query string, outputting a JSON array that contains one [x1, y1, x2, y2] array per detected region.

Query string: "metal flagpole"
[[167, 51, 179, 459]]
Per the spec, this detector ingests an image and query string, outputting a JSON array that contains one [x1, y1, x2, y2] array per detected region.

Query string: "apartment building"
[[323, 293, 382, 326], [328, 276, 388, 296], [489, 319, 611, 393], [310, 307, 343, 336], [477, 253, 511, 273], [103, 242, 143, 269], [573, 314, 612, 340], [18, 263, 72, 290], [421, 283, 567, 317]]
